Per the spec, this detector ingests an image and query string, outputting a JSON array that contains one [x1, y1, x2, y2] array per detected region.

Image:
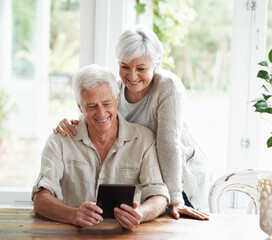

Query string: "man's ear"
[[78, 103, 83, 113], [116, 93, 120, 104]]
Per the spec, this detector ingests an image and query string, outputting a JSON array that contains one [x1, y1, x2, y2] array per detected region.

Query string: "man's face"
[[78, 84, 119, 136]]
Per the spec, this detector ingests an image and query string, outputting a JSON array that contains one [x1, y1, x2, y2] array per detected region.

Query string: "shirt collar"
[[73, 113, 138, 147], [115, 113, 138, 146], [73, 115, 93, 147]]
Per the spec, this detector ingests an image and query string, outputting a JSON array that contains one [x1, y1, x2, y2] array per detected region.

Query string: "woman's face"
[[119, 56, 156, 97]]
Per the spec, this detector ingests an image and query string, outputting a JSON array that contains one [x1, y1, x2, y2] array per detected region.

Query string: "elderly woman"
[[54, 26, 210, 220]]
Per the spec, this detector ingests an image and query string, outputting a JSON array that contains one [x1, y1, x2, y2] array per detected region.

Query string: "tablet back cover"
[[96, 184, 136, 218]]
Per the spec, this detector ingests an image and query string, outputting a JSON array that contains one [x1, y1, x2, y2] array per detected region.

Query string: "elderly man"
[[32, 64, 169, 229]]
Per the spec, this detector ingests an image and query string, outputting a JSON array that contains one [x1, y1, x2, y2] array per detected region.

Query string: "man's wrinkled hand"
[[74, 202, 104, 227], [114, 202, 142, 229]]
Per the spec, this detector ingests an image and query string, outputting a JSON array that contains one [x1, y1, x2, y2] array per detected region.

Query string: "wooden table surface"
[[0, 208, 268, 240]]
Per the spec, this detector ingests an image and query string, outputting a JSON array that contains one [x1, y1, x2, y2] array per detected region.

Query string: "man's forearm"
[[33, 189, 77, 225], [138, 195, 168, 222]]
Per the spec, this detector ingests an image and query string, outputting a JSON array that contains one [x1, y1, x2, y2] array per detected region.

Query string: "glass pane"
[[185, 0, 233, 180], [48, 0, 80, 140], [153, 0, 233, 179], [11, 0, 36, 80], [0, 0, 80, 188]]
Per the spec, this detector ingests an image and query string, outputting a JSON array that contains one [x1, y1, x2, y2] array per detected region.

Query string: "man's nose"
[[96, 105, 106, 118]]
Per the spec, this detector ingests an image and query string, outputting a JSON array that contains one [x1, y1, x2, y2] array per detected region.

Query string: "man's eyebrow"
[[103, 99, 113, 103], [86, 102, 96, 106]]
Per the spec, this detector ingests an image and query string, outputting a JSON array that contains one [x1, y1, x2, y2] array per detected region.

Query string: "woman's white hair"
[[115, 26, 163, 71], [73, 64, 119, 105]]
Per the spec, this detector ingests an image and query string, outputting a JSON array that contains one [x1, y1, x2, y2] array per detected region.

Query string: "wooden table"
[[0, 208, 267, 240]]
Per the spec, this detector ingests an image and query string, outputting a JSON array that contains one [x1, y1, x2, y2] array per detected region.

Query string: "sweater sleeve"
[[154, 72, 187, 205]]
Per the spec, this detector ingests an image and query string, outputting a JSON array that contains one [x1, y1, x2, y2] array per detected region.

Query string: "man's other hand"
[[114, 202, 142, 229]]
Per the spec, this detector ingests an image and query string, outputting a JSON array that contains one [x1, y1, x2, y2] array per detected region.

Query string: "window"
[[0, 0, 80, 206], [0, 0, 270, 210], [177, 0, 233, 180]]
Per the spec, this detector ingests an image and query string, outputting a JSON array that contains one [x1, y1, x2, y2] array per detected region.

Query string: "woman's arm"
[[153, 73, 209, 219], [155, 75, 187, 206]]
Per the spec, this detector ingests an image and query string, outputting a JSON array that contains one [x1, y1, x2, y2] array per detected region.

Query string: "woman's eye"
[[121, 66, 129, 69], [138, 68, 145, 71]]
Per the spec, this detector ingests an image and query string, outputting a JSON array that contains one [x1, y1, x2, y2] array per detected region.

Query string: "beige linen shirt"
[[32, 113, 169, 208]]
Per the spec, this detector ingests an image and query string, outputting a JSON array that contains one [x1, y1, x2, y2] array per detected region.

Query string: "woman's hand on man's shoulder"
[[53, 118, 79, 138]]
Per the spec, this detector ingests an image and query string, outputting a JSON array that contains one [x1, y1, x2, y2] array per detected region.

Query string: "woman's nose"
[[128, 70, 137, 81]]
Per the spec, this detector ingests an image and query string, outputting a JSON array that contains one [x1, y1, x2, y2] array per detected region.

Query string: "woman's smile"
[[128, 80, 142, 85]]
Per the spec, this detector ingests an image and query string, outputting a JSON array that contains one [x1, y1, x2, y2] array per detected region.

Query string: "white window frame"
[[0, 0, 51, 208], [228, 0, 268, 171]]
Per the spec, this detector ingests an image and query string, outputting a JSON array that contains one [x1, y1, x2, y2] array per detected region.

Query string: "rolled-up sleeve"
[[32, 134, 64, 201], [139, 140, 170, 204]]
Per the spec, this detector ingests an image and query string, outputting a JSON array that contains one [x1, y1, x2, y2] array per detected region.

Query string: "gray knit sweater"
[[118, 69, 210, 209]]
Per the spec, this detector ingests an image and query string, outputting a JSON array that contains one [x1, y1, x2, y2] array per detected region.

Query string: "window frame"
[[227, 0, 268, 172]]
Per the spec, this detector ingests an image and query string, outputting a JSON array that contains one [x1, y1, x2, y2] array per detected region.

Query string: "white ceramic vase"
[[258, 174, 272, 238]]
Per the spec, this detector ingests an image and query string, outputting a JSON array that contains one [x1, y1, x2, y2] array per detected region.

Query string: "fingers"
[[114, 207, 140, 226], [75, 214, 101, 227], [170, 207, 180, 220], [114, 211, 136, 229], [71, 119, 79, 125], [181, 208, 209, 220], [170, 204, 209, 221], [132, 201, 139, 209], [75, 202, 103, 227], [53, 125, 67, 136], [59, 118, 76, 138], [113, 204, 142, 229], [84, 202, 103, 215], [53, 118, 78, 138], [119, 204, 142, 221]]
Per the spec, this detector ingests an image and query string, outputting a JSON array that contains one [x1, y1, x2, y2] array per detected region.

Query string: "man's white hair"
[[73, 64, 119, 105]]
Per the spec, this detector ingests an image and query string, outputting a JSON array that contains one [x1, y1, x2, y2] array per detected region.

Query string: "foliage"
[[252, 49, 272, 147], [135, 0, 146, 14], [135, 0, 195, 70], [135, 0, 232, 90], [0, 90, 17, 140], [12, 0, 80, 79], [153, 0, 196, 70], [12, 0, 36, 79], [50, 0, 80, 76], [172, 0, 232, 90]]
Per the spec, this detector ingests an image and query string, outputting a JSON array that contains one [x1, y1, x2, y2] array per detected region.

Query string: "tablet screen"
[[96, 184, 136, 218]]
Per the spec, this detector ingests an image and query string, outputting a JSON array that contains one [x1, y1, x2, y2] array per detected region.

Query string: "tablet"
[[96, 184, 136, 218]]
